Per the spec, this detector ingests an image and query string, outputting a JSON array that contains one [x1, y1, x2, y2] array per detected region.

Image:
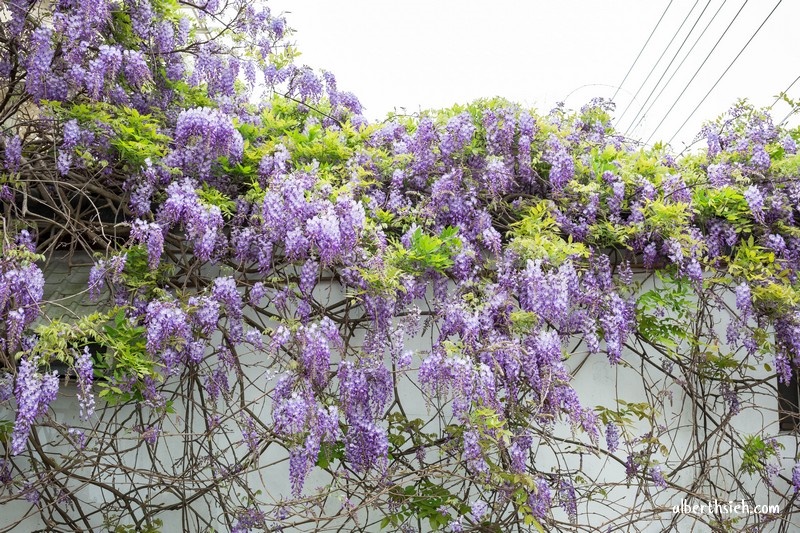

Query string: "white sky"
[[269, 0, 800, 152]]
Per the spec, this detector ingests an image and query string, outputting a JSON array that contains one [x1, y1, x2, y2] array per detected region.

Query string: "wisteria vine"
[[1, 0, 800, 532]]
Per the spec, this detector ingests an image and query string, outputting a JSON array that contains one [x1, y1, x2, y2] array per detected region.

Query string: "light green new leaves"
[[391, 226, 462, 275]]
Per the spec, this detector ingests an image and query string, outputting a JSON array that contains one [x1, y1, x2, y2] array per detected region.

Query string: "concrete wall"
[[0, 258, 796, 532]]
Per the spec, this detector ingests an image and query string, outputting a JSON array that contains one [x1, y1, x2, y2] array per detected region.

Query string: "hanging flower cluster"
[[1, 0, 799, 531]]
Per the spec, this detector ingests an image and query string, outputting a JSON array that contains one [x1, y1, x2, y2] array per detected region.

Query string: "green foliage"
[[586, 220, 636, 249], [95, 309, 159, 404], [150, 0, 182, 21], [356, 252, 405, 296], [243, 180, 267, 205], [597, 399, 657, 425], [390, 226, 462, 274], [510, 201, 589, 264], [121, 245, 171, 292], [108, 107, 168, 167], [382, 480, 465, 531], [198, 183, 237, 217], [315, 440, 345, 469], [513, 487, 547, 533], [386, 412, 437, 452], [46, 102, 169, 169], [2, 245, 44, 265], [740, 435, 782, 476], [636, 271, 695, 349], [471, 407, 512, 448], [28, 305, 154, 405], [509, 310, 539, 335], [587, 145, 621, 178], [0, 419, 14, 446], [750, 282, 800, 316], [163, 78, 215, 109], [693, 187, 753, 234], [101, 309, 155, 378], [30, 315, 104, 366], [641, 199, 692, 240], [112, 519, 163, 533], [729, 236, 777, 282], [629, 150, 662, 179], [285, 123, 354, 167]]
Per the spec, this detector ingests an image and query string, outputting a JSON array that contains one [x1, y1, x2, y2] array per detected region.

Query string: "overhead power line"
[[665, 0, 783, 146], [611, 0, 674, 103], [769, 74, 800, 109], [642, 0, 750, 145], [615, 0, 702, 129], [773, 74, 800, 126], [778, 108, 796, 126], [626, 0, 728, 138], [623, 0, 714, 136]]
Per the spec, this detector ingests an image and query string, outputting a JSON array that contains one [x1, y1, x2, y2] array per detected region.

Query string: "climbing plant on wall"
[[1, 0, 800, 531]]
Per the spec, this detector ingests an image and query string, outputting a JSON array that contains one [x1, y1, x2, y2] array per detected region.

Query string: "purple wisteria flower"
[[12, 357, 59, 455], [1, 251, 45, 351], [774, 353, 792, 385], [544, 134, 574, 192], [650, 466, 667, 489], [470, 499, 488, 521], [231, 507, 266, 533], [446, 518, 463, 532], [462, 429, 489, 476], [68, 427, 87, 450], [4, 136, 22, 172], [144, 299, 192, 372], [168, 107, 243, 178], [625, 454, 639, 479], [707, 163, 730, 187], [720, 383, 741, 415], [131, 220, 164, 269], [509, 433, 532, 473], [781, 134, 797, 154], [25, 27, 56, 101], [289, 66, 323, 102], [605, 422, 620, 452], [139, 424, 160, 445], [441, 112, 475, 158], [750, 144, 770, 170], [0, 372, 13, 402], [157, 179, 225, 261], [528, 477, 551, 520], [558, 478, 577, 523], [744, 185, 765, 224], [75, 347, 95, 421], [735, 283, 753, 317]]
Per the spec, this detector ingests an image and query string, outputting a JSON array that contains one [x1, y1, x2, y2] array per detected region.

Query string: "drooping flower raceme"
[[157, 178, 226, 261], [528, 478, 552, 520], [168, 107, 244, 179], [12, 357, 59, 455], [1, 245, 45, 351], [606, 422, 620, 452], [75, 347, 95, 420], [144, 298, 193, 372]]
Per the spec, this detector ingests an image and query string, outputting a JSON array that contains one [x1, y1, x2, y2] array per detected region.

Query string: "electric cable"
[[615, 0, 701, 129], [641, 0, 749, 145], [623, 0, 715, 136], [664, 0, 783, 146], [778, 107, 798, 127], [769, 74, 800, 110], [626, 0, 728, 138], [611, 0, 674, 103]]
